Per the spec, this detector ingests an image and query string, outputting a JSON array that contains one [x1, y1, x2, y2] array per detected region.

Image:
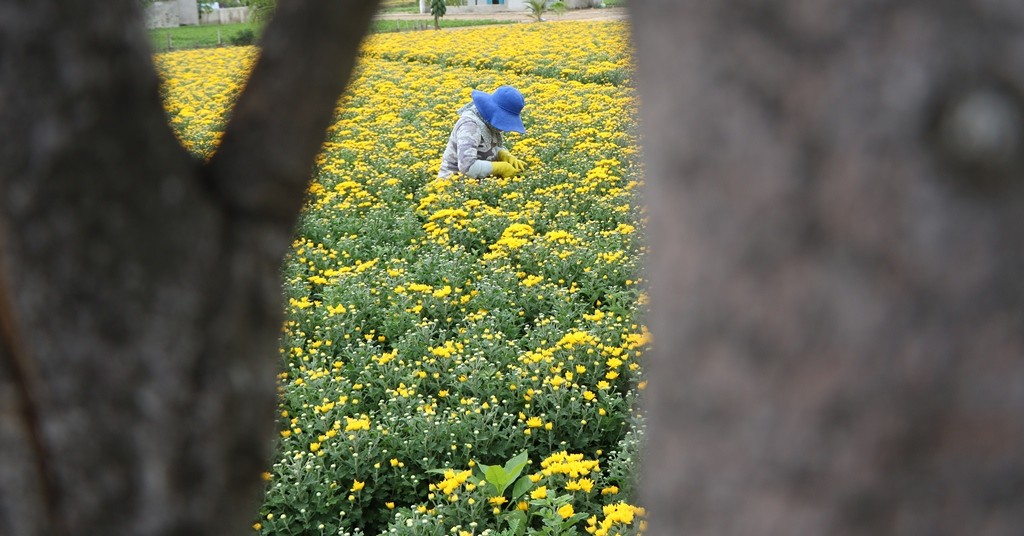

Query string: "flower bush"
[[157, 20, 646, 536]]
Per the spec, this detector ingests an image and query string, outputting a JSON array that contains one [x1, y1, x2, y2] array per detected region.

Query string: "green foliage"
[[197, 1, 213, 20], [387, 450, 644, 536], [604, 416, 644, 500], [380, 0, 421, 13], [147, 22, 256, 51], [229, 28, 257, 46], [148, 19, 514, 52], [475, 450, 530, 498], [373, 19, 516, 33], [429, 0, 446, 29], [525, 0, 565, 22], [157, 20, 645, 536], [248, 0, 276, 23]]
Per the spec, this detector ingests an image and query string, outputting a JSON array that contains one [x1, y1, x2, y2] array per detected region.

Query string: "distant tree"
[[248, 0, 275, 23], [525, 0, 564, 22], [197, 1, 213, 20], [429, 0, 445, 29]]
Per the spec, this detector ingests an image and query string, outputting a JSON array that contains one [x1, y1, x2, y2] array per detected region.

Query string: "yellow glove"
[[497, 149, 527, 172], [490, 161, 519, 178]]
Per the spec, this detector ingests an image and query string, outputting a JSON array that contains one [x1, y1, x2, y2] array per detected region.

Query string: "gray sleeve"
[[455, 120, 489, 177]]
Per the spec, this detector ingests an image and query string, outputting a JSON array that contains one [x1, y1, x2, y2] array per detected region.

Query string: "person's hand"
[[490, 161, 519, 177], [497, 149, 527, 172]]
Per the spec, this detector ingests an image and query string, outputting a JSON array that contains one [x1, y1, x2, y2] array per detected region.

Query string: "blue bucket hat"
[[471, 86, 526, 134]]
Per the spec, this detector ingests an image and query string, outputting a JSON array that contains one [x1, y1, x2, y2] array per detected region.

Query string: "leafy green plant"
[[525, 0, 565, 22], [147, 22, 258, 50], [197, 1, 213, 21], [475, 450, 532, 499], [248, 0, 276, 23], [229, 28, 256, 46], [429, 0, 446, 29], [528, 493, 590, 536]]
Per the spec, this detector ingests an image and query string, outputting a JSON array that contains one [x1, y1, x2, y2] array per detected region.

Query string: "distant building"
[[145, 0, 200, 29], [421, 0, 527, 13], [463, 0, 526, 7], [419, 0, 604, 13]]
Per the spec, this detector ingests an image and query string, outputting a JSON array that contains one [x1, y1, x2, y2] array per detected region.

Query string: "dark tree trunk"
[[5, 0, 1024, 534], [631, 1, 1024, 535], [0, 0, 380, 534]]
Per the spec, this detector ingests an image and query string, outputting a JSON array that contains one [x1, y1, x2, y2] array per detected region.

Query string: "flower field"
[[156, 20, 647, 536]]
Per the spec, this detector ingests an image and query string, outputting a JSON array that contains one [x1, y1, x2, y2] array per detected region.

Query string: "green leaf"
[[477, 451, 531, 496], [511, 475, 534, 501], [474, 462, 492, 477], [484, 464, 513, 495], [561, 513, 589, 531], [503, 450, 530, 480], [475, 462, 498, 492], [501, 510, 528, 536]]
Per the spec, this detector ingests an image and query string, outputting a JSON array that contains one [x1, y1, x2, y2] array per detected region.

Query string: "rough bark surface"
[[0, 0, 380, 534], [631, 1, 1024, 535]]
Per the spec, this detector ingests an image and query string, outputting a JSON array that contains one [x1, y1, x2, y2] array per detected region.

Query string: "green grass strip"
[[148, 19, 516, 52]]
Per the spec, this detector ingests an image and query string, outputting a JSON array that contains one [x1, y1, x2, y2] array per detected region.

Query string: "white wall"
[[145, 2, 179, 29], [448, 0, 525, 11], [177, 0, 200, 26], [200, 7, 250, 25], [145, 0, 200, 28]]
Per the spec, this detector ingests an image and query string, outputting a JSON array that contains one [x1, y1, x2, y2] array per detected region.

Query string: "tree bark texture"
[[0, 0, 380, 534], [632, 1, 1024, 535]]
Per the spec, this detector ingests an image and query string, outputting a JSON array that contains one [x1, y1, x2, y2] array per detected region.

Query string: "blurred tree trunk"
[[631, 1, 1024, 534], [0, 0, 380, 534]]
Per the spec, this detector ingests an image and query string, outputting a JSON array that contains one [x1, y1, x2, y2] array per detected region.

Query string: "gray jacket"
[[438, 103, 506, 178]]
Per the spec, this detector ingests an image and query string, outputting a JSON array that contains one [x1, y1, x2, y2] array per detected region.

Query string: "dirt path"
[[376, 6, 628, 23]]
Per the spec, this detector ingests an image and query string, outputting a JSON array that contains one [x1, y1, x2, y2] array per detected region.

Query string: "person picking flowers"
[[438, 85, 528, 179]]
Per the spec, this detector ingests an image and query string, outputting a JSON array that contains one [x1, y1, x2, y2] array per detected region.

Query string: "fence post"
[[166, 31, 172, 51]]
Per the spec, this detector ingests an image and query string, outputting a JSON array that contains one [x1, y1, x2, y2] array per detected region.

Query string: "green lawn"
[[375, 18, 516, 32], [380, 0, 420, 13], [149, 23, 255, 51], [149, 19, 516, 52]]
